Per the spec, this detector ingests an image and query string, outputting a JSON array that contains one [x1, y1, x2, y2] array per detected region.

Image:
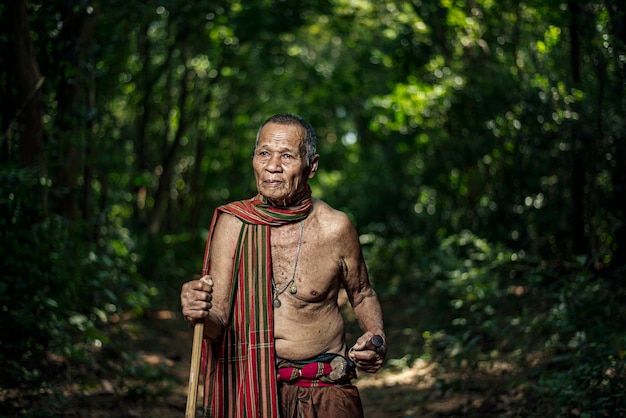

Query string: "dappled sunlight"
[[357, 358, 437, 388], [356, 354, 530, 417]]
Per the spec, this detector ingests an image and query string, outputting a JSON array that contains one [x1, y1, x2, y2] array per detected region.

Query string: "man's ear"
[[308, 154, 320, 179]]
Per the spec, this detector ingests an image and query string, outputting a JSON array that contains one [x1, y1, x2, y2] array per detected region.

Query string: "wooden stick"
[[185, 320, 204, 418]]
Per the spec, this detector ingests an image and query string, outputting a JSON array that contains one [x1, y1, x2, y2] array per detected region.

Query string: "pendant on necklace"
[[289, 282, 298, 294], [273, 297, 281, 308]]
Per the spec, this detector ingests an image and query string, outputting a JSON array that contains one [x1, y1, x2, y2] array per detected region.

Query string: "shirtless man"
[[181, 113, 386, 417]]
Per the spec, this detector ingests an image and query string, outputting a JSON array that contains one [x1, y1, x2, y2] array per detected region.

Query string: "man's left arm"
[[339, 217, 387, 373]]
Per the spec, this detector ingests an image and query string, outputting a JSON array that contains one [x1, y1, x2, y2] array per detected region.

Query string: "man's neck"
[[263, 187, 309, 208], [266, 199, 286, 207]]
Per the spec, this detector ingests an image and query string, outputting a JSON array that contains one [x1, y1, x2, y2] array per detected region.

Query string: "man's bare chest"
[[270, 224, 342, 295]]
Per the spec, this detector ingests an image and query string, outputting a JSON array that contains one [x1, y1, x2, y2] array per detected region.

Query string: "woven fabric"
[[277, 362, 334, 387], [276, 353, 357, 388], [200, 187, 312, 418], [279, 384, 364, 418]]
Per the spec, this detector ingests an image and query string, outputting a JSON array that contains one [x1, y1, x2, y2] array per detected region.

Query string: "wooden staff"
[[185, 320, 204, 418]]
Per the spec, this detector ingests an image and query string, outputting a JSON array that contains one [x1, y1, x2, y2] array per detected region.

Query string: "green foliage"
[[528, 269, 626, 416], [416, 232, 522, 365], [408, 230, 626, 415], [0, 166, 153, 390], [534, 343, 626, 417]]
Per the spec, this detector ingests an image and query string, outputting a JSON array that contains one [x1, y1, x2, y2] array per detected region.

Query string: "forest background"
[[1, 0, 625, 417]]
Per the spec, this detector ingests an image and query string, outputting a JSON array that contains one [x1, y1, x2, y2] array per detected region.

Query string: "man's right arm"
[[180, 213, 241, 339]]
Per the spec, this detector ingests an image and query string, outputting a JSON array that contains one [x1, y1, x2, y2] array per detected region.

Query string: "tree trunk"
[[52, 5, 98, 220], [146, 65, 191, 235], [605, 0, 626, 268], [189, 117, 206, 233], [568, 0, 588, 256], [7, 0, 47, 218]]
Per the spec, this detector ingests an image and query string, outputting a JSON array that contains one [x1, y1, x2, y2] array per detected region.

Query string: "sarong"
[[278, 353, 363, 417], [279, 384, 364, 418]]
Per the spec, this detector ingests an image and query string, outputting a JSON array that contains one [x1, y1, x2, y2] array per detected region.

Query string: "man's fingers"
[[191, 288, 212, 301], [190, 295, 212, 310], [349, 346, 385, 373], [350, 349, 377, 361], [183, 305, 211, 320]]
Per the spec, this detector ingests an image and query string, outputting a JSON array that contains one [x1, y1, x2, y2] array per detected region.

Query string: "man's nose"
[[266, 154, 282, 171]]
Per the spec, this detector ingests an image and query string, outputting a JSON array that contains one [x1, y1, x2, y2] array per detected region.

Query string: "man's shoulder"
[[214, 209, 244, 231], [311, 199, 361, 258], [312, 197, 348, 218], [311, 198, 354, 232]]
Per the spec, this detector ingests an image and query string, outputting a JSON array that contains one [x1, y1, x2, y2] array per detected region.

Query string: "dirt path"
[[73, 310, 487, 418], [3, 306, 523, 417], [147, 312, 438, 418]]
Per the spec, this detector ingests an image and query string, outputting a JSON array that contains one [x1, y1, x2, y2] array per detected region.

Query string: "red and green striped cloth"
[[277, 361, 335, 387], [200, 187, 312, 417]]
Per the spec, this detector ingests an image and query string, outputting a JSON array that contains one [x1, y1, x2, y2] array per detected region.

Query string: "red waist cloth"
[[276, 354, 356, 387], [277, 361, 335, 387]]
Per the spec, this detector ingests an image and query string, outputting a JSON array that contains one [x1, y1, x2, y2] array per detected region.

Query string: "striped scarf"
[[200, 187, 312, 418]]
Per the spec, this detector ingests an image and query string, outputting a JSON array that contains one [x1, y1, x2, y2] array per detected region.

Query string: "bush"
[[380, 229, 626, 416], [0, 166, 153, 390]]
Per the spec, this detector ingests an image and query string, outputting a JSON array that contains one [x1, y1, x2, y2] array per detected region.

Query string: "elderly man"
[[180, 113, 386, 417]]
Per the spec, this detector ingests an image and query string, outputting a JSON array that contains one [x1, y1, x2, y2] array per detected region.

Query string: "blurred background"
[[1, 0, 625, 416]]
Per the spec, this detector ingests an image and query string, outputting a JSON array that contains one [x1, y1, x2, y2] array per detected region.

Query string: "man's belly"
[[273, 310, 347, 360]]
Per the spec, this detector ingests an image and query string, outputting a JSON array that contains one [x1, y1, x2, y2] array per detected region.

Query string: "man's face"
[[252, 122, 319, 206]]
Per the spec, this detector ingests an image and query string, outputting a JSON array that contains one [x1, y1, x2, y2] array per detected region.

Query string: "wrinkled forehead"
[[257, 122, 306, 147]]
